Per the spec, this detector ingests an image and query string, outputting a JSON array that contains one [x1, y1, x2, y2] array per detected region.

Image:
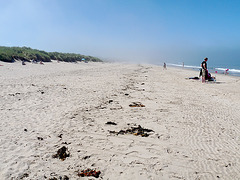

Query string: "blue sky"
[[1, 0, 240, 67]]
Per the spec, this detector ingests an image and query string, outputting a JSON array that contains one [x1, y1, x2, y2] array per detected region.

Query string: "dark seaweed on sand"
[[109, 125, 154, 137], [77, 169, 101, 178], [52, 146, 70, 161]]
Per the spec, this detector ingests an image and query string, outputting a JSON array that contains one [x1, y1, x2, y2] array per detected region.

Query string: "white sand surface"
[[0, 61, 240, 179]]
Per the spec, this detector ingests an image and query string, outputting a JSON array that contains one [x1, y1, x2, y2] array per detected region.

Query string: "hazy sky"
[[1, 0, 240, 66]]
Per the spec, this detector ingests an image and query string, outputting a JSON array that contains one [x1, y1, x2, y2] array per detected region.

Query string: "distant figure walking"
[[163, 62, 167, 70], [224, 69, 229, 75], [22, 60, 26, 65], [32, 59, 37, 64], [201, 57, 208, 83]]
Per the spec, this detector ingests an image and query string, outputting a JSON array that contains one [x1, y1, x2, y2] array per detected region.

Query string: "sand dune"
[[0, 61, 240, 179]]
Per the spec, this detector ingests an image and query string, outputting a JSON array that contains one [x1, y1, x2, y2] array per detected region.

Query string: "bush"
[[0, 46, 103, 63]]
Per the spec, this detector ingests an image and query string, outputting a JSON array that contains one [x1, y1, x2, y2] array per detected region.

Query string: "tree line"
[[0, 46, 102, 63]]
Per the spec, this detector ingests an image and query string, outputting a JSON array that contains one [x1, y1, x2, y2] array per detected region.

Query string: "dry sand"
[[0, 61, 240, 180]]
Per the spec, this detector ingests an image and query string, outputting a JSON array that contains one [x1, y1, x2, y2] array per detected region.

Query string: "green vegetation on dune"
[[0, 46, 102, 63]]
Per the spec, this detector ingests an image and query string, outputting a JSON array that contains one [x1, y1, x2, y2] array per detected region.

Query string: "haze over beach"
[[1, 0, 240, 180], [1, 0, 240, 68]]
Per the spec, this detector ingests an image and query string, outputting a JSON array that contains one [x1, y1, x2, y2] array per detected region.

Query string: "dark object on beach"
[[105, 121, 117, 125], [24, 129, 27, 132], [58, 134, 63, 138], [77, 169, 101, 178], [59, 175, 69, 180], [37, 137, 43, 140], [9, 92, 21, 96], [19, 173, 29, 179], [49, 176, 68, 180], [108, 99, 113, 103], [49, 178, 57, 180], [109, 125, 154, 137], [83, 155, 91, 160], [125, 93, 129, 96], [62, 142, 71, 145], [52, 146, 70, 161], [188, 77, 199, 80], [199, 69, 215, 81], [129, 102, 145, 107]]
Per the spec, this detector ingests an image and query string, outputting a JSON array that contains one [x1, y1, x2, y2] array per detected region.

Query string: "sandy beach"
[[0, 61, 240, 180]]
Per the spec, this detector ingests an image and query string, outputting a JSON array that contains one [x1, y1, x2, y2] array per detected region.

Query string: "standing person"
[[163, 62, 167, 70], [201, 57, 208, 83]]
